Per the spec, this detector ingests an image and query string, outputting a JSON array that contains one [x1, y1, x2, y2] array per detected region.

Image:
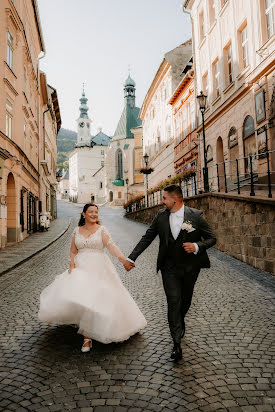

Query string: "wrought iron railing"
[[125, 150, 275, 213]]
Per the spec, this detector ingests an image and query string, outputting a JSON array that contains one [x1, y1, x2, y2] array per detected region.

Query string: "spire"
[[124, 72, 136, 108], [79, 85, 89, 119]]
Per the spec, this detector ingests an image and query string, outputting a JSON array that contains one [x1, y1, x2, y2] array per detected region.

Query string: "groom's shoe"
[[171, 343, 182, 361], [181, 320, 186, 338]]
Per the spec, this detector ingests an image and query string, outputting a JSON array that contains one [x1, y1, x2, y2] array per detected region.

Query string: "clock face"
[[79, 122, 85, 128]]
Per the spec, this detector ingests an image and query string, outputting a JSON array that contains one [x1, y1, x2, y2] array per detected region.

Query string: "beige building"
[[183, 0, 275, 192], [140, 41, 193, 189], [0, 0, 60, 248], [40, 72, 61, 217]]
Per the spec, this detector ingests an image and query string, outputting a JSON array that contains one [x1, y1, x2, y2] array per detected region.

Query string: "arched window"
[[116, 149, 123, 179], [206, 144, 213, 163], [228, 127, 238, 147], [243, 115, 255, 139]]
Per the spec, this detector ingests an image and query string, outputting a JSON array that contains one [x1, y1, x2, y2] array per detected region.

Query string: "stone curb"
[[0, 218, 72, 277]]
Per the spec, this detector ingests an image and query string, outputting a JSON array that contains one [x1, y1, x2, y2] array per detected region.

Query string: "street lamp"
[[197, 90, 209, 193], [125, 178, 129, 202], [143, 153, 149, 206]]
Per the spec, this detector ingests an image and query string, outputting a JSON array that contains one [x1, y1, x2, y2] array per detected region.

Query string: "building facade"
[[39, 73, 61, 218], [184, 0, 275, 192], [0, 0, 61, 248], [139, 41, 193, 189], [169, 58, 200, 195]]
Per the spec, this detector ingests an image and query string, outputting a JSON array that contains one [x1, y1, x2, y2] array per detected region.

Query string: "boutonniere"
[[181, 220, 196, 233]]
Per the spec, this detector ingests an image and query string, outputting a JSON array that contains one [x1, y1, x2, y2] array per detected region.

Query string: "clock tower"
[[76, 87, 92, 147]]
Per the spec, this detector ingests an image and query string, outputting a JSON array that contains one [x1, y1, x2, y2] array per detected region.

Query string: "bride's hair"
[[78, 203, 101, 226]]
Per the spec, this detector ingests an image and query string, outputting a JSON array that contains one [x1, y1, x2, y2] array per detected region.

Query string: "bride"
[[38, 203, 147, 352]]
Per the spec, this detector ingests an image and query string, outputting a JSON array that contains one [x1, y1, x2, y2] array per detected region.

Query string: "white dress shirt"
[[169, 204, 199, 254]]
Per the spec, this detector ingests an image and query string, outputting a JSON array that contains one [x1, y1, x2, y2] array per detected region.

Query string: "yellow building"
[[0, 0, 60, 248]]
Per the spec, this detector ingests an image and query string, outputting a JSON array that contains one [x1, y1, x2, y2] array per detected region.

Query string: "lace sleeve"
[[101, 226, 125, 262], [69, 228, 78, 262]]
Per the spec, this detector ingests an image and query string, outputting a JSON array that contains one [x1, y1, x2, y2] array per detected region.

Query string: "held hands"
[[122, 258, 135, 272], [182, 242, 196, 254]]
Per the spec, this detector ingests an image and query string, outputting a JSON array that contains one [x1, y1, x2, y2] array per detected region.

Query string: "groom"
[[124, 184, 216, 361]]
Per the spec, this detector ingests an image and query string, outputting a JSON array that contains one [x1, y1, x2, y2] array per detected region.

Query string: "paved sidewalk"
[[0, 216, 71, 276]]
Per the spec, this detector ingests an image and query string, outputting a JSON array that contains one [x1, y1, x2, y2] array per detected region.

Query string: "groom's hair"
[[164, 184, 183, 200]]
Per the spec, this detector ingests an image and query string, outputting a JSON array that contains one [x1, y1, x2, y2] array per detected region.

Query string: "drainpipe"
[[38, 50, 46, 216]]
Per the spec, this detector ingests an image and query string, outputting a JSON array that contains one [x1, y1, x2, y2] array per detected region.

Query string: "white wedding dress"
[[38, 225, 147, 343]]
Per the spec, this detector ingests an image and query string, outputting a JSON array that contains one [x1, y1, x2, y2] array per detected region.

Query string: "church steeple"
[[79, 85, 89, 119], [124, 74, 136, 108], [76, 85, 92, 147]]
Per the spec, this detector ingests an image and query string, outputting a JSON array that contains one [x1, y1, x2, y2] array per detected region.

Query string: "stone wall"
[[125, 193, 275, 275]]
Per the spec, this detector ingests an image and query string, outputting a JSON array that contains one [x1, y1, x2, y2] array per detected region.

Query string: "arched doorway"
[[109, 191, 113, 202], [216, 137, 225, 190], [228, 127, 239, 184], [7, 173, 16, 243]]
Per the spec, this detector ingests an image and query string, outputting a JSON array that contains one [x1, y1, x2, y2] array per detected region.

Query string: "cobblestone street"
[[0, 201, 274, 412]]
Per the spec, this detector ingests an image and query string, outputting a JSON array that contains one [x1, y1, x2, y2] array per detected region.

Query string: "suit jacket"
[[128, 206, 216, 272]]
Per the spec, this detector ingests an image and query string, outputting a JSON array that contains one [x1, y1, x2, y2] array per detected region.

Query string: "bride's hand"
[[68, 262, 76, 274]]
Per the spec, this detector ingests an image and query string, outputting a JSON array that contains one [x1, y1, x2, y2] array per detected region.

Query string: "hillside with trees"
[[57, 128, 77, 170]]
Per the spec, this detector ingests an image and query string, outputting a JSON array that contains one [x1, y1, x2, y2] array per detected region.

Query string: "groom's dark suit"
[[128, 205, 216, 344]]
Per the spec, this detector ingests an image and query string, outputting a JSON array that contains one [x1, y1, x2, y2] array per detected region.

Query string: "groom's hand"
[[123, 260, 135, 272], [183, 242, 195, 253]]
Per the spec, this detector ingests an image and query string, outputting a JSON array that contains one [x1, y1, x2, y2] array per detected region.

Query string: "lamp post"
[[143, 153, 149, 206], [125, 178, 129, 202], [197, 91, 209, 193]]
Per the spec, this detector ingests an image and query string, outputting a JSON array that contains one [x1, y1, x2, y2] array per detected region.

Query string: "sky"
[[37, 0, 191, 137]]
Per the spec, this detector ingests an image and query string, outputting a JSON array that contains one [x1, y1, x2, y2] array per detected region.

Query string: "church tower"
[[124, 75, 136, 109], [76, 87, 92, 147]]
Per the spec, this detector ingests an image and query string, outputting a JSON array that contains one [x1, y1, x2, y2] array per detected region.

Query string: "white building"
[[140, 41, 193, 189], [69, 91, 111, 203], [57, 170, 69, 200]]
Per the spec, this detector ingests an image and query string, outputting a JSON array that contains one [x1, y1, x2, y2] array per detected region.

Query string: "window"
[[239, 25, 249, 69], [206, 145, 213, 162], [202, 72, 209, 98], [199, 10, 205, 42], [220, 0, 228, 8], [24, 124, 27, 152], [212, 59, 220, 98], [243, 115, 255, 139], [6, 100, 13, 138], [190, 101, 196, 130], [157, 135, 161, 152], [101, 149, 104, 155], [7, 32, 14, 70], [116, 149, 123, 179], [224, 43, 233, 85], [176, 119, 180, 144], [99, 182, 103, 189], [182, 110, 187, 138], [24, 67, 27, 93], [101, 161, 104, 167], [208, 0, 216, 26], [228, 127, 238, 147], [30, 135, 33, 159], [265, 0, 275, 39]]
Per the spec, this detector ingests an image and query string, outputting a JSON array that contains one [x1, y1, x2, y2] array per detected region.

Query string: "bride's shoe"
[[81, 338, 92, 353]]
